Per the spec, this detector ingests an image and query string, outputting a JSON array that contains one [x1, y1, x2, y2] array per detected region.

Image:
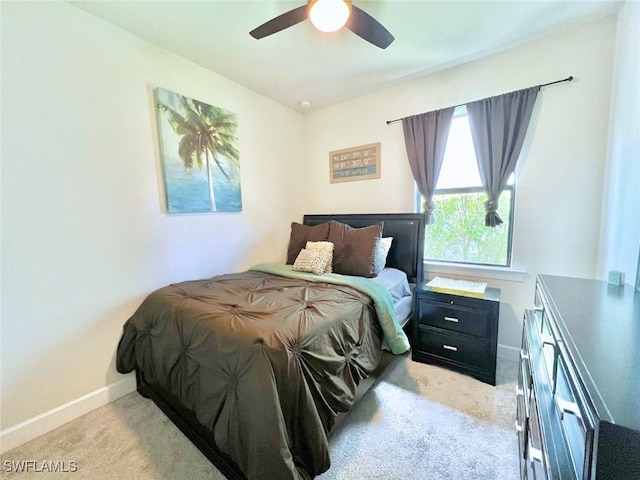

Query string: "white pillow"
[[292, 249, 332, 275], [305, 241, 334, 273], [373, 237, 393, 275]]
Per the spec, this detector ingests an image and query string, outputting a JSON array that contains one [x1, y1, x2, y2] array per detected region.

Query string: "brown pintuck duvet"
[[116, 270, 384, 479]]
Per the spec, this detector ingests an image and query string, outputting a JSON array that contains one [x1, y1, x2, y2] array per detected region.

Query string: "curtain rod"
[[385, 76, 574, 125]]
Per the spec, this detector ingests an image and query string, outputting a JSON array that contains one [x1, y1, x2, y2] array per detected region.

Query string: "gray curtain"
[[467, 86, 540, 227], [402, 107, 455, 224]]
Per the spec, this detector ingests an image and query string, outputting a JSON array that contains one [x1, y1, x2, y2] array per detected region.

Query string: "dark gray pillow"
[[327, 220, 383, 277], [286, 222, 330, 264]]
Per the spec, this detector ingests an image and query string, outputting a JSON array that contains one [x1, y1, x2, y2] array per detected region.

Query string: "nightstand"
[[411, 281, 500, 385]]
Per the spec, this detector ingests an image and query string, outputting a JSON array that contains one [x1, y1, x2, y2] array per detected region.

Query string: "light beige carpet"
[[1, 356, 519, 479]]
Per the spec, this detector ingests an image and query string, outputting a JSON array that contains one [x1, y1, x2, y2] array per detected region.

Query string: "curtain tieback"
[[484, 198, 500, 213], [424, 198, 436, 225], [484, 198, 503, 227]]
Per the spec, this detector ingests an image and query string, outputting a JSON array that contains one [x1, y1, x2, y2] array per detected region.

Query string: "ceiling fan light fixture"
[[309, 0, 350, 33]]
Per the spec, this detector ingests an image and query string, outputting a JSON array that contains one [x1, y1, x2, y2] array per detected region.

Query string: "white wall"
[[0, 0, 304, 439], [303, 16, 617, 351], [598, 1, 640, 287]]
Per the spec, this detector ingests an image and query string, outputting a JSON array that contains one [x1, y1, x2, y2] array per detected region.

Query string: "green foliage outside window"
[[424, 189, 513, 266]]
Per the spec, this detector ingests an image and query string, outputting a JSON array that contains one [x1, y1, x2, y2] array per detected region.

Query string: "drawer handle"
[[541, 334, 555, 348], [528, 445, 543, 465], [443, 344, 458, 352], [515, 421, 523, 433], [520, 348, 529, 360], [444, 316, 459, 323], [556, 396, 582, 420], [516, 387, 524, 398]]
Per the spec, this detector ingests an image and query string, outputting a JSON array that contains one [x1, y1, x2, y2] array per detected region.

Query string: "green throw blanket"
[[250, 263, 410, 354]]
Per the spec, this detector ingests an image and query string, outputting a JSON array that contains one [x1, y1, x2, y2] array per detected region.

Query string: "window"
[[417, 108, 515, 267]]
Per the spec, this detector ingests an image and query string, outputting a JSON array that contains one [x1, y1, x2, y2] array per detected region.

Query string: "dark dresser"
[[412, 281, 500, 385], [517, 274, 640, 479]]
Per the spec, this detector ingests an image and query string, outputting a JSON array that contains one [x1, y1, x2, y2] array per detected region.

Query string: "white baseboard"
[[0, 375, 137, 454], [497, 343, 520, 362], [2, 346, 520, 454]]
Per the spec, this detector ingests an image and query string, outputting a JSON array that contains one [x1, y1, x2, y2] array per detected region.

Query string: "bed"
[[116, 213, 425, 479]]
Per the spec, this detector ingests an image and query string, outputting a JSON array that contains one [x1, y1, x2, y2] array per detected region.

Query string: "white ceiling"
[[70, 0, 621, 112]]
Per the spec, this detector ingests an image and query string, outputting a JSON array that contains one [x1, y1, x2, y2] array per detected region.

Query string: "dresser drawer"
[[415, 325, 491, 369], [532, 286, 562, 387], [516, 376, 528, 467], [553, 353, 594, 479], [416, 300, 490, 338], [520, 316, 533, 412], [527, 390, 549, 480]]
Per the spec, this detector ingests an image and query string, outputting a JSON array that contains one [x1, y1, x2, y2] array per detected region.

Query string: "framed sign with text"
[[330, 142, 381, 183]]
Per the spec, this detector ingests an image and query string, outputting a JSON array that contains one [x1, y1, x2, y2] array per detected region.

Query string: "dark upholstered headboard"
[[303, 213, 426, 284]]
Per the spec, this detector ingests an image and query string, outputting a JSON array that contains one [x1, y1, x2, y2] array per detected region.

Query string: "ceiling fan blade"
[[250, 5, 309, 39], [347, 5, 394, 49]]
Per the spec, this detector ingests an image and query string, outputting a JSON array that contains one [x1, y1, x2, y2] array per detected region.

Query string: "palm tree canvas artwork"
[[155, 87, 241, 213]]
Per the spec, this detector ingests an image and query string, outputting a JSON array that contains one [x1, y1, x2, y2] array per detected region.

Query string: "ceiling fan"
[[249, 0, 394, 50]]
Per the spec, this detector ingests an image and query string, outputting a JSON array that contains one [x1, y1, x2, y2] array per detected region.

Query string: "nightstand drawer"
[[416, 301, 490, 338], [415, 326, 492, 369]]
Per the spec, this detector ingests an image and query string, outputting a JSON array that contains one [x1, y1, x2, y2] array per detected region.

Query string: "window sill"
[[424, 261, 527, 283]]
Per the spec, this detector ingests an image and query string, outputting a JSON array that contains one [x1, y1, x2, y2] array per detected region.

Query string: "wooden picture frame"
[[329, 142, 381, 183]]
